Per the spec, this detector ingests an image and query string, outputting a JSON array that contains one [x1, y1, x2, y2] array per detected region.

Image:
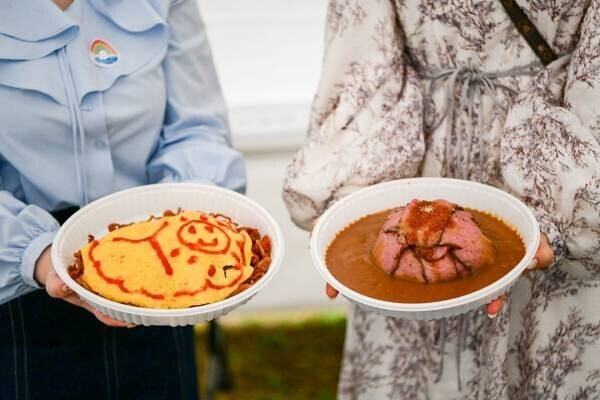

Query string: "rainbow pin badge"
[[90, 39, 119, 67]]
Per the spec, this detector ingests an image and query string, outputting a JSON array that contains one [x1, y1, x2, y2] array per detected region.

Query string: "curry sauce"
[[326, 208, 525, 303]]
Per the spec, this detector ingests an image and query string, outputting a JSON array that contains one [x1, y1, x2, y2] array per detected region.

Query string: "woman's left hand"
[[486, 233, 554, 318], [35, 246, 129, 327]]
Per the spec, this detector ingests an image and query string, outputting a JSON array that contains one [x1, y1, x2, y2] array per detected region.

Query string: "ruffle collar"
[[0, 0, 171, 107], [0, 0, 76, 42], [0, 0, 78, 60], [0, 0, 170, 61], [88, 0, 170, 33]]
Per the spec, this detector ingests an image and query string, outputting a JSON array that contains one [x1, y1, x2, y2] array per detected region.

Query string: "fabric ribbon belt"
[[420, 63, 540, 180], [420, 62, 541, 391]]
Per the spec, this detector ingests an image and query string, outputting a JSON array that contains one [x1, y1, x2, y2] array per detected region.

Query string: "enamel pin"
[[90, 39, 119, 67]]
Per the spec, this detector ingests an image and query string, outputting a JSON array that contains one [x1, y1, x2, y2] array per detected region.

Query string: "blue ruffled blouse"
[[0, 0, 246, 303]]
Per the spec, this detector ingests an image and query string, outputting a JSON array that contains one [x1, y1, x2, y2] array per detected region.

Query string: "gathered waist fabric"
[[418, 63, 542, 181]]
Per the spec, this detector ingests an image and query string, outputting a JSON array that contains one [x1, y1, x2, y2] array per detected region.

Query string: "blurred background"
[[194, 1, 347, 399]]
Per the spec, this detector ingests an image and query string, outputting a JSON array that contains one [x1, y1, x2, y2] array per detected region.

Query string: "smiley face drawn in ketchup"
[[177, 220, 232, 255]]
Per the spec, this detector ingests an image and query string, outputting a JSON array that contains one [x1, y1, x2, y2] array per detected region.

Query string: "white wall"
[[198, 0, 327, 151], [197, 0, 342, 311]]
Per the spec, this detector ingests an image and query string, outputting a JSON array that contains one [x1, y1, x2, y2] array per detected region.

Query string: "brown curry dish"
[[326, 201, 525, 303]]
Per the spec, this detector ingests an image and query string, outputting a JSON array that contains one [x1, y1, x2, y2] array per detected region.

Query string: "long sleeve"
[[282, 0, 425, 230], [0, 166, 59, 304], [501, 1, 600, 279], [146, 0, 246, 193]]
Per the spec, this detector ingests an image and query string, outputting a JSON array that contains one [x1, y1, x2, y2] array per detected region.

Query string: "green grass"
[[195, 312, 346, 400]]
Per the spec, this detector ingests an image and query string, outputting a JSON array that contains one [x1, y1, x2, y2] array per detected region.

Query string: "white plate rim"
[[51, 183, 285, 318]]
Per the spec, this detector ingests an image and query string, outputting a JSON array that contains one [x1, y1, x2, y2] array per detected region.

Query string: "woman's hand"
[[326, 283, 339, 299], [486, 233, 554, 318], [35, 246, 128, 327], [325, 233, 556, 319]]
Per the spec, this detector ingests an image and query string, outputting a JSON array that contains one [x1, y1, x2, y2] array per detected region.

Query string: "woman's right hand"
[[35, 246, 128, 327]]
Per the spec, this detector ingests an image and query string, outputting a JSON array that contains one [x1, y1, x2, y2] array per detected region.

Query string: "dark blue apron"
[[0, 207, 199, 400]]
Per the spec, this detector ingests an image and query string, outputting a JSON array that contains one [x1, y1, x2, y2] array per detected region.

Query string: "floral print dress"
[[283, 1, 600, 399]]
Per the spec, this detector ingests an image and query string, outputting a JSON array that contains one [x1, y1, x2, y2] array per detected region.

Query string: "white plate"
[[310, 178, 539, 320], [51, 183, 284, 326]]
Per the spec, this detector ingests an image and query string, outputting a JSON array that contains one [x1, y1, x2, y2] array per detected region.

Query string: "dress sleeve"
[[146, 0, 246, 193], [282, 0, 425, 230], [0, 167, 59, 304], [501, 1, 600, 278]]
